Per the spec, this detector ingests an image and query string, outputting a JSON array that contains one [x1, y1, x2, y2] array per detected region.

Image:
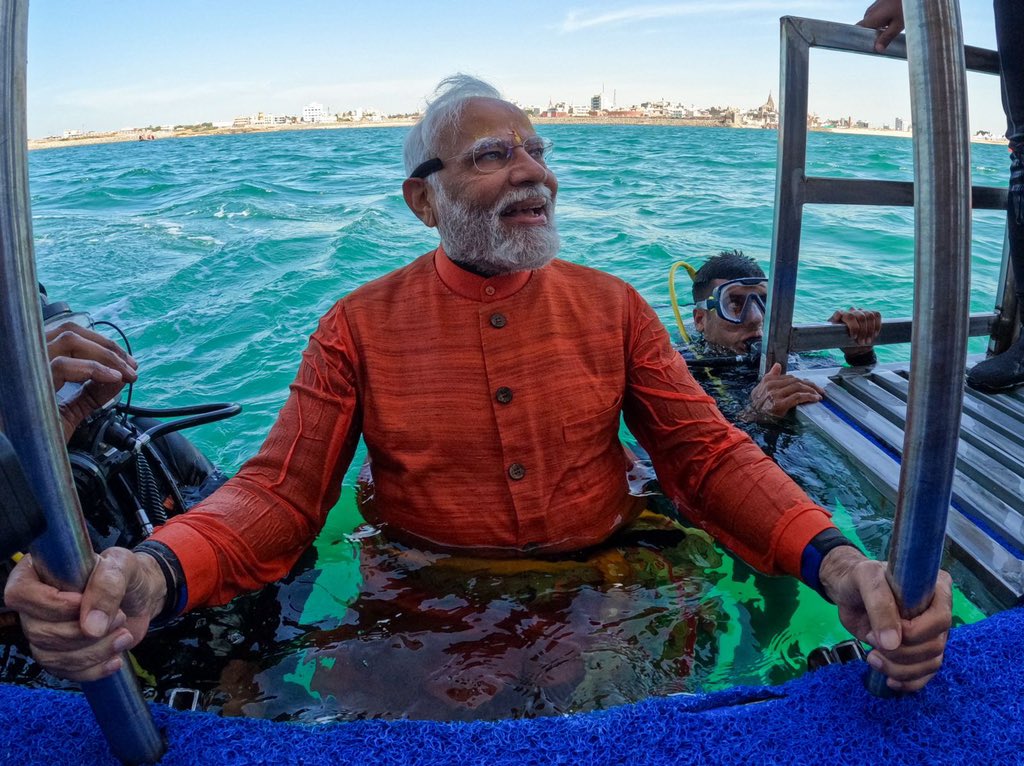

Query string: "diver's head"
[[692, 250, 767, 354]]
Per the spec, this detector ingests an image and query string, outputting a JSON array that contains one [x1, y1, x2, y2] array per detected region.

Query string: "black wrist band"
[[844, 348, 877, 367], [133, 540, 183, 624]]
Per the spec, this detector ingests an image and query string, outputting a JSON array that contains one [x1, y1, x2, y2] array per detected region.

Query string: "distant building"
[[591, 93, 602, 112], [234, 112, 288, 128], [895, 116, 904, 132], [748, 92, 778, 128], [302, 102, 326, 123]]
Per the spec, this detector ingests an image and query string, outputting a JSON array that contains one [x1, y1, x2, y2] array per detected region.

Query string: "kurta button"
[[490, 313, 507, 328], [495, 386, 513, 404], [484, 286, 496, 296], [508, 463, 526, 480]]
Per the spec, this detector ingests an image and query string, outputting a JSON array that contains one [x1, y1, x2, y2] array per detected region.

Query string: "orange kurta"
[[152, 248, 834, 610]]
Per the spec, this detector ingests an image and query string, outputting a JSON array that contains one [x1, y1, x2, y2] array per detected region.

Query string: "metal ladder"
[[766, 16, 1024, 606]]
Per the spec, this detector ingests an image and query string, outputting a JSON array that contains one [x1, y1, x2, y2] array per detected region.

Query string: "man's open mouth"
[[500, 198, 548, 222]]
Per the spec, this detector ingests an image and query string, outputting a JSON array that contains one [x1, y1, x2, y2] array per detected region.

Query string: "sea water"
[[14, 125, 1009, 720]]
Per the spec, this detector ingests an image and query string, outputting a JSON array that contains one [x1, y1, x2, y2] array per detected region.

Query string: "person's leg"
[[967, 0, 1024, 391], [996, 0, 1024, 305]]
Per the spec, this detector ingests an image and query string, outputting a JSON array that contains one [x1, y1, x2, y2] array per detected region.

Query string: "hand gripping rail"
[[0, 1, 166, 762]]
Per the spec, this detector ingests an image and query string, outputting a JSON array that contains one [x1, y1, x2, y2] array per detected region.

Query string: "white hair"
[[403, 74, 503, 177]]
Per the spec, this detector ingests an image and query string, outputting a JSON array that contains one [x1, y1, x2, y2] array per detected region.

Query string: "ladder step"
[[795, 364, 1024, 606]]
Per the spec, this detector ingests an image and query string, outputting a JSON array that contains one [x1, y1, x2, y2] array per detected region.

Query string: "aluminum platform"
[[794, 361, 1024, 607]]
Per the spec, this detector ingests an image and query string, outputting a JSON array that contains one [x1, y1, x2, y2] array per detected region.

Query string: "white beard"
[[432, 182, 560, 275]]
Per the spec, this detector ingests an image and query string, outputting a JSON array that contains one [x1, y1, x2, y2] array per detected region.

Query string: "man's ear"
[[402, 178, 437, 228], [693, 308, 707, 333]]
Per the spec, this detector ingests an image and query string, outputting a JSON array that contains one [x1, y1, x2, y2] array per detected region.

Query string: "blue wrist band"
[[801, 528, 858, 602]]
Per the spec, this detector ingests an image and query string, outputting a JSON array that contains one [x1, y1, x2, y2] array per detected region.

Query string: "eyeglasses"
[[695, 277, 768, 324], [409, 135, 553, 179]]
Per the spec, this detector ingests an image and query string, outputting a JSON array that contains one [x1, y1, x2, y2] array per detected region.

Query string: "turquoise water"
[[18, 125, 1007, 720], [31, 126, 1011, 473]]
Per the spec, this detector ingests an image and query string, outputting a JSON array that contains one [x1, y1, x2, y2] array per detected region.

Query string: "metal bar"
[[0, 2, 165, 763], [803, 177, 1007, 210], [822, 380, 1024, 556], [874, 370, 1024, 453], [782, 16, 1000, 74], [763, 17, 810, 374], [844, 376, 1024, 519], [964, 384, 1024, 421], [869, 0, 972, 696], [788, 313, 996, 352]]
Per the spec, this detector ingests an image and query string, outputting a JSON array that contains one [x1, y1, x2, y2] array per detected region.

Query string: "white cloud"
[[560, 1, 835, 32]]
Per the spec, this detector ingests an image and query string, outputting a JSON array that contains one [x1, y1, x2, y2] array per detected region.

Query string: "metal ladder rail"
[[0, 1, 165, 762], [773, 5, 973, 696], [765, 16, 1005, 370]]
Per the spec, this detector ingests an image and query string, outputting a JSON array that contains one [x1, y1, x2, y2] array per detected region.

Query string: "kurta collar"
[[433, 246, 533, 302]]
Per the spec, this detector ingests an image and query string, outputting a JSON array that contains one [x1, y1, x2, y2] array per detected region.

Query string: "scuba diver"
[[0, 290, 238, 629], [678, 250, 881, 419]]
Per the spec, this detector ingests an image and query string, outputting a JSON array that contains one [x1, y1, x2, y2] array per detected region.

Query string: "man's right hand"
[[747, 362, 826, 418], [46, 322, 138, 441], [858, 0, 905, 52], [3, 549, 166, 682]]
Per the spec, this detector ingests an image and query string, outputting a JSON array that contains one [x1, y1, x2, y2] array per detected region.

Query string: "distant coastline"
[[27, 117, 1008, 151]]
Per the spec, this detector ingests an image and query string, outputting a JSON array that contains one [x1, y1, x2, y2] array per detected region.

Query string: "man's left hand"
[[747, 362, 825, 419], [829, 308, 881, 364], [819, 546, 952, 692]]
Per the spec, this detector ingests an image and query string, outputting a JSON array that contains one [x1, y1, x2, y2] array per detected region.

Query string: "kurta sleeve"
[[620, 287, 834, 577], [150, 301, 364, 609]]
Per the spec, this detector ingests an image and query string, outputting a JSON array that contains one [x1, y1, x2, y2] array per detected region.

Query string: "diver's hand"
[[829, 308, 881, 348], [819, 546, 952, 692], [857, 0, 905, 52], [3, 549, 165, 682], [747, 363, 825, 418], [46, 322, 138, 441], [829, 308, 881, 364]]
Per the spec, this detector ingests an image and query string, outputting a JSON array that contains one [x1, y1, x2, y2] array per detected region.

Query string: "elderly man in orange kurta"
[[6, 75, 951, 695]]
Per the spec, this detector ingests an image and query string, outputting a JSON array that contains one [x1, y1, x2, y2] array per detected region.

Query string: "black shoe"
[[967, 334, 1024, 392]]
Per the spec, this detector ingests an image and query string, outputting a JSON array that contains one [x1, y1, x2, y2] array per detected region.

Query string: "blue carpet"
[[2, 607, 1022, 765]]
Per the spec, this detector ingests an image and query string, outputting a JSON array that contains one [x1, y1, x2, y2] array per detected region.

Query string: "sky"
[[25, 0, 1007, 139]]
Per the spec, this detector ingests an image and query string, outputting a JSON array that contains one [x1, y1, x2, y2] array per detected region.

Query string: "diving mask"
[[695, 277, 767, 325]]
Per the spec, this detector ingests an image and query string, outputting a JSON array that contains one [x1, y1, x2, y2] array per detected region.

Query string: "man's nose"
[[507, 145, 549, 185], [745, 303, 764, 329]]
